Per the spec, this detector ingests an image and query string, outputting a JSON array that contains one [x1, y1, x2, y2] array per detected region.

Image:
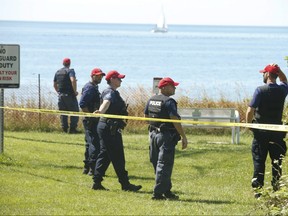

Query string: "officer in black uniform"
[[246, 64, 288, 197], [53, 58, 79, 133], [144, 77, 188, 200], [91, 70, 142, 192], [79, 68, 105, 175]]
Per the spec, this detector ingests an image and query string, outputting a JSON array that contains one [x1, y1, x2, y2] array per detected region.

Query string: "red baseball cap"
[[259, 64, 280, 74], [105, 70, 125, 81], [63, 58, 71, 65], [91, 68, 105, 77], [158, 77, 179, 88]]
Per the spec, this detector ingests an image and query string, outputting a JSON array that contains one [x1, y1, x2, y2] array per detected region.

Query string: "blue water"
[[1, 21, 288, 101]]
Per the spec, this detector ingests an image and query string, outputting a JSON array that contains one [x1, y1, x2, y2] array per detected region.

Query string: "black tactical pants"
[[93, 121, 130, 187], [252, 129, 287, 187]]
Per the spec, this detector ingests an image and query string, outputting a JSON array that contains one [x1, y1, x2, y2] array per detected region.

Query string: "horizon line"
[[1, 19, 288, 28]]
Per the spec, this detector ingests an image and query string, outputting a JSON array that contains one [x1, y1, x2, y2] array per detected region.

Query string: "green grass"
[[0, 131, 270, 215]]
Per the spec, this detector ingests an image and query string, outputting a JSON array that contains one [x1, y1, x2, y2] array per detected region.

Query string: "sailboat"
[[151, 4, 168, 33]]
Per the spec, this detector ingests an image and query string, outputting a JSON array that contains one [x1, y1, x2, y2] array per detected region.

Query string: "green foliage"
[[255, 167, 288, 215], [0, 131, 265, 215]]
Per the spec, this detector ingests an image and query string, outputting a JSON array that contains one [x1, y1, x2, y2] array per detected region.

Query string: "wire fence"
[[3, 75, 152, 132], [3, 74, 281, 144]]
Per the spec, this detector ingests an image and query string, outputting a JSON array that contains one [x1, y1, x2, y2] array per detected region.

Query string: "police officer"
[[91, 70, 142, 192], [246, 64, 288, 197], [144, 77, 188, 200], [53, 58, 79, 133], [79, 68, 105, 175]]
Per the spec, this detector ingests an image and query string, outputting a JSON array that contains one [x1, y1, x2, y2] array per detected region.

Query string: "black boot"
[[82, 166, 90, 175], [164, 191, 179, 200], [122, 183, 142, 192], [69, 128, 81, 134], [251, 178, 262, 188], [152, 193, 166, 200], [92, 182, 109, 191]]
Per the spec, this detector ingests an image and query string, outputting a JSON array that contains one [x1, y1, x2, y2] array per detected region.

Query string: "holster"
[[148, 125, 160, 133], [107, 120, 118, 136], [148, 124, 181, 141], [106, 119, 127, 135], [84, 117, 99, 130]]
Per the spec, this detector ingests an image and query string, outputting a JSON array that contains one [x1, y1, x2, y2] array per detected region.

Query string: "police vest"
[[103, 89, 128, 116], [147, 94, 176, 129], [55, 68, 74, 94], [255, 85, 286, 124]]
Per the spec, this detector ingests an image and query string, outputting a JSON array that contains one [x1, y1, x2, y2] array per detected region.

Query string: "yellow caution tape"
[[1, 106, 288, 132]]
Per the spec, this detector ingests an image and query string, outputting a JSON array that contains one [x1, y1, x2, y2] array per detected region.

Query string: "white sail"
[[152, 3, 168, 33]]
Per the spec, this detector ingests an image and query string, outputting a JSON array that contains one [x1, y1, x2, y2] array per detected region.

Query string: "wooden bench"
[[178, 108, 240, 144]]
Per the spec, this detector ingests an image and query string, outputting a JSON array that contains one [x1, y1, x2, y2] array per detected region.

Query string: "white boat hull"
[[151, 28, 168, 33]]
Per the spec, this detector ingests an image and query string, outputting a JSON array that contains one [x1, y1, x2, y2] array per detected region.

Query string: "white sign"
[[153, 77, 162, 94], [0, 44, 20, 88]]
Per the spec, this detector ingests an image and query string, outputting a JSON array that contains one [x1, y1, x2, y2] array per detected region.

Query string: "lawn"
[[0, 131, 267, 215]]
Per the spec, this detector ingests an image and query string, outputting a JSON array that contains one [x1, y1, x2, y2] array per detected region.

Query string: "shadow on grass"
[[177, 198, 234, 204], [9, 167, 71, 184], [40, 163, 81, 170], [5, 135, 82, 146], [129, 174, 154, 181], [136, 191, 234, 204], [174, 144, 248, 159]]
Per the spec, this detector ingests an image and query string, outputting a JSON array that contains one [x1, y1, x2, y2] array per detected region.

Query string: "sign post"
[[153, 77, 162, 95], [0, 44, 20, 154], [0, 89, 3, 154]]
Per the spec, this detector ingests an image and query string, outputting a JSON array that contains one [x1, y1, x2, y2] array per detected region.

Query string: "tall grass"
[[3, 86, 288, 132]]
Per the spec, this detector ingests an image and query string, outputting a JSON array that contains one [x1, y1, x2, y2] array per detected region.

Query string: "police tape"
[[1, 106, 288, 132]]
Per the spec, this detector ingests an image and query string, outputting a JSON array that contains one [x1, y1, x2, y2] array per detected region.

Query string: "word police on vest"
[[149, 101, 162, 106]]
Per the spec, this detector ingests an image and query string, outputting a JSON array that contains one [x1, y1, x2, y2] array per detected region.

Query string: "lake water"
[[1, 21, 288, 101]]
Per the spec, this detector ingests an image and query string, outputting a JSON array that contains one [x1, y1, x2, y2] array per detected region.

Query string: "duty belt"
[[99, 117, 110, 123], [100, 117, 120, 123], [149, 125, 177, 133], [59, 93, 73, 96]]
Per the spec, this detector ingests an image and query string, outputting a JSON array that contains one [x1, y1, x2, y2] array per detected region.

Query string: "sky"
[[0, 0, 288, 26]]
